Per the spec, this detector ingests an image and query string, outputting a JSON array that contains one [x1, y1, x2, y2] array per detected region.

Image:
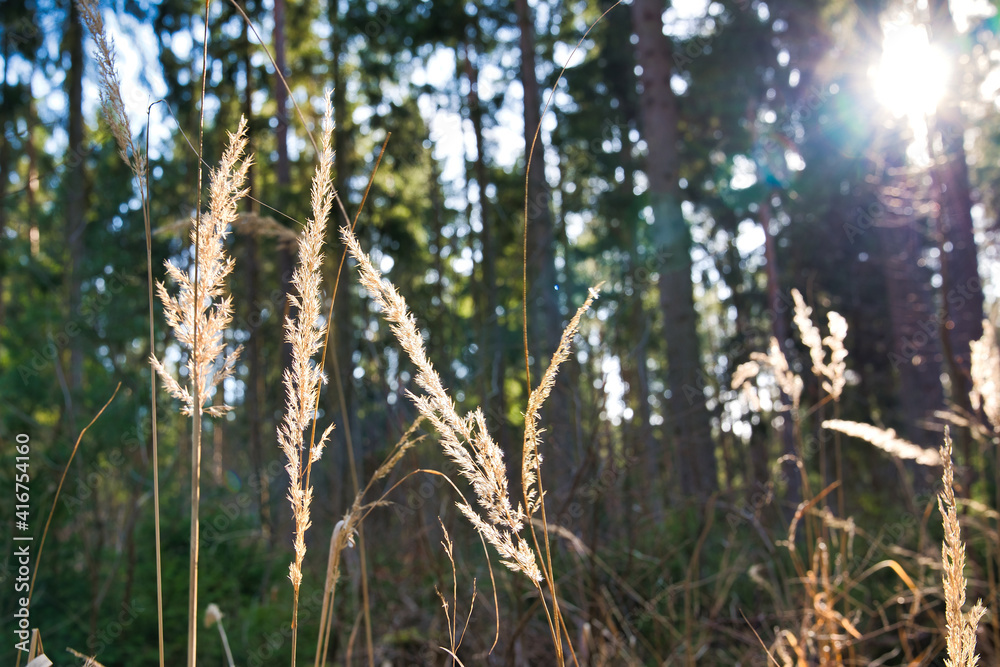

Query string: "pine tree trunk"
[[272, 0, 297, 552], [330, 0, 356, 510], [66, 0, 86, 394], [632, 0, 717, 498], [516, 0, 559, 351], [26, 88, 39, 257], [241, 16, 270, 544], [0, 39, 9, 332], [274, 0, 295, 376], [516, 0, 572, 490], [877, 212, 945, 449], [760, 198, 799, 508], [602, 1, 662, 512], [927, 0, 983, 409], [463, 37, 510, 454]]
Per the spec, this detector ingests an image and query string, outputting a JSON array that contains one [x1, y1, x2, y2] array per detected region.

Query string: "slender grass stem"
[[144, 100, 166, 667], [188, 1, 211, 662]]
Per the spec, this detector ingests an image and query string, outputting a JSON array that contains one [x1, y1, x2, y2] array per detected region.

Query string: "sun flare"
[[873, 21, 950, 120]]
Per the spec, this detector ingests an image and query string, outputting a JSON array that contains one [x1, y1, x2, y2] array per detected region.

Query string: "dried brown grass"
[[821, 419, 942, 466], [150, 116, 248, 666], [314, 419, 423, 667], [75, 1, 165, 662], [341, 223, 598, 663], [791, 289, 846, 402], [939, 429, 987, 667], [276, 91, 336, 664], [150, 119, 248, 416]]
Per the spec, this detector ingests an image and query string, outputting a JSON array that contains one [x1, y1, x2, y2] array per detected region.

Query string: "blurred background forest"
[[5, 0, 1000, 664]]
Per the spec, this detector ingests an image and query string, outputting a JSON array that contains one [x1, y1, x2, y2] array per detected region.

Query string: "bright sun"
[[873, 21, 950, 120]]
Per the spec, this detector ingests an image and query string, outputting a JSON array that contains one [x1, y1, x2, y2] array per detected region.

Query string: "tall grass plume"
[[150, 117, 249, 666], [342, 223, 598, 663], [939, 429, 987, 667], [276, 91, 337, 664]]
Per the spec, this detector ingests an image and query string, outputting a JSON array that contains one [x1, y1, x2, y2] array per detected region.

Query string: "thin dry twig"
[[29, 383, 121, 605]]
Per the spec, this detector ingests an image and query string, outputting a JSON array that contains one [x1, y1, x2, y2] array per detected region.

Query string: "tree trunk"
[[516, 0, 559, 352], [927, 0, 983, 412], [761, 197, 799, 508], [516, 0, 572, 490], [274, 0, 295, 380], [271, 0, 298, 550], [66, 0, 86, 394], [463, 37, 510, 454], [26, 87, 40, 257], [330, 0, 356, 511], [0, 39, 9, 332], [241, 15, 271, 545], [602, 0, 662, 513], [876, 212, 945, 447], [632, 0, 717, 498]]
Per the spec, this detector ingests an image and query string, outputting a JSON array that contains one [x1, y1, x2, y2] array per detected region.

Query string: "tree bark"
[[274, 0, 296, 380], [330, 0, 356, 511], [760, 197, 799, 508], [876, 212, 946, 448], [603, 0, 662, 513], [66, 0, 86, 394], [632, 0, 717, 498], [26, 87, 39, 257], [516, 0, 559, 351], [927, 0, 983, 411], [271, 0, 298, 558], [240, 18, 270, 542], [516, 0, 572, 490], [0, 38, 10, 332], [463, 36, 510, 454]]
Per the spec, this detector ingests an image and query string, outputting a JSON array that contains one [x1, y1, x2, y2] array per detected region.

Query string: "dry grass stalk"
[[732, 336, 803, 412], [67, 648, 107, 667], [150, 118, 248, 416], [344, 224, 599, 665], [75, 4, 165, 664], [204, 603, 235, 667], [791, 289, 847, 401], [150, 117, 248, 667], [970, 320, 1000, 432], [341, 225, 542, 580], [522, 285, 601, 518], [344, 223, 600, 560], [315, 419, 423, 667], [276, 91, 336, 665], [156, 211, 301, 245], [436, 518, 476, 661], [938, 429, 987, 667], [75, 0, 145, 184], [822, 419, 942, 466]]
